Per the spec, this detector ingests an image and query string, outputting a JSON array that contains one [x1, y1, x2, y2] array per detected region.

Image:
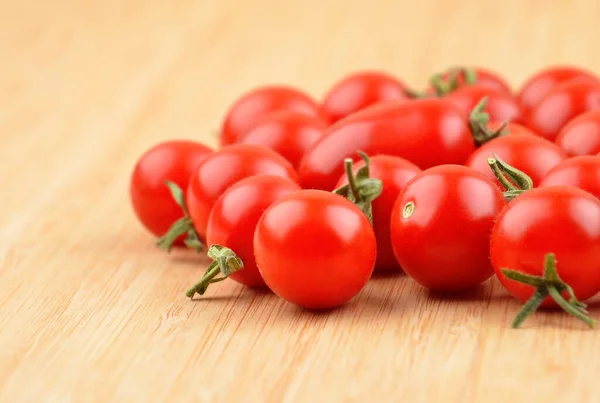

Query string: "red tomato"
[[466, 134, 567, 186], [254, 190, 376, 309], [525, 77, 600, 141], [540, 156, 600, 199], [220, 85, 326, 146], [517, 66, 599, 112], [490, 186, 600, 306], [203, 175, 301, 289], [428, 67, 512, 95], [555, 110, 600, 156], [186, 144, 297, 240], [448, 86, 523, 123], [334, 155, 421, 270], [390, 165, 506, 291], [322, 71, 409, 123], [130, 140, 212, 240], [238, 111, 327, 169], [298, 98, 476, 190]]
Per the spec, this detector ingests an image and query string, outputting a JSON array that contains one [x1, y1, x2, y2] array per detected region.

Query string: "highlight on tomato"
[[555, 110, 600, 156], [539, 155, 600, 199]]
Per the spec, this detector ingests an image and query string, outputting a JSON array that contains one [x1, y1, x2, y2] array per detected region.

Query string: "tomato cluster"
[[130, 66, 600, 328]]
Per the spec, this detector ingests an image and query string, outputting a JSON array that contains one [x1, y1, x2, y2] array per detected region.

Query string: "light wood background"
[[3, 1, 600, 402]]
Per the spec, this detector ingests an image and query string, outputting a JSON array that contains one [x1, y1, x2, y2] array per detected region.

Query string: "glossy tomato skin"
[[298, 98, 476, 190], [431, 67, 512, 94], [390, 165, 506, 291], [130, 140, 212, 239], [490, 186, 600, 305], [220, 85, 326, 146], [186, 144, 298, 241], [517, 66, 600, 113], [540, 156, 600, 199], [466, 134, 567, 186], [254, 190, 376, 309], [526, 77, 600, 141], [334, 156, 421, 270], [555, 110, 600, 156], [238, 111, 327, 169], [206, 175, 301, 288], [322, 71, 408, 123], [448, 85, 524, 124]]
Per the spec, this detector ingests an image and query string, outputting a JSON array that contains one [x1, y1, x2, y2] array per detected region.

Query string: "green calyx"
[[155, 181, 204, 252], [502, 253, 596, 329], [185, 245, 244, 298], [487, 153, 533, 201], [333, 151, 383, 224], [430, 67, 478, 96], [469, 97, 509, 146]]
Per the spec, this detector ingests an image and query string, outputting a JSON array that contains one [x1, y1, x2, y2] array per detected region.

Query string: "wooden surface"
[[3, 1, 600, 402]]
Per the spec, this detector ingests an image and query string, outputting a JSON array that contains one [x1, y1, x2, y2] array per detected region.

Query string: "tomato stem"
[[469, 97, 509, 146], [487, 154, 533, 201], [502, 253, 596, 329], [185, 245, 244, 298]]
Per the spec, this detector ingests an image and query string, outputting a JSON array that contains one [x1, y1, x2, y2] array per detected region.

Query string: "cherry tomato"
[[238, 110, 327, 169], [490, 186, 600, 306], [540, 156, 600, 199], [204, 175, 301, 288], [130, 140, 212, 240], [298, 98, 476, 190], [428, 67, 512, 95], [334, 155, 421, 270], [254, 190, 376, 309], [525, 77, 600, 141], [390, 165, 506, 291], [517, 66, 600, 113], [220, 85, 326, 146], [447, 86, 523, 124], [555, 110, 600, 156], [322, 71, 408, 123], [466, 134, 567, 186], [186, 144, 297, 240]]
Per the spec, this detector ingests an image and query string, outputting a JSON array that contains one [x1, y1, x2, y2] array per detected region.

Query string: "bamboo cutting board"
[[2, 0, 600, 402]]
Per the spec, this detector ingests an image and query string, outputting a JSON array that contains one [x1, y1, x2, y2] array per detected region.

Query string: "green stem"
[[469, 97, 509, 146], [548, 287, 596, 328], [185, 245, 244, 299], [511, 289, 548, 329], [487, 154, 533, 202], [344, 158, 361, 202]]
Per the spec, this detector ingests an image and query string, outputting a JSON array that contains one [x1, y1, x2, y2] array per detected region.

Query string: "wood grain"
[[2, 0, 600, 401]]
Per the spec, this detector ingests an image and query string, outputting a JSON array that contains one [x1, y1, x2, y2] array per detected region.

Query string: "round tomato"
[[525, 77, 600, 141], [428, 67, 511, 95], [555, 110, 600, 156], [298, 98, 476, 190], [238, 110, 327, 169], [517, 66, 600, 113], [466, 134, 567, 186], [185, 175, 301, 296], [186, 144, 297, 241], [334, 155, 421, 270], [220, 85, 326, 146], [130, 140, 212, 241], [254, 190, 376, 309], [490, 186, 600, 322], [448, 85, 523, 124], [540, 156, 600, 199], [322, 71, 409, 123], [390, 165, 506, 291]]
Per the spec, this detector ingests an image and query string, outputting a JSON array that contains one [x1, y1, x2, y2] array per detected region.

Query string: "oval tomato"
[[448, 85, 523, 123], [186, 144, 297, 241], [390, 165, 506, 291], [555, 110, 600, 156], [517, 66, 600, 113], [130, 140, 212, 240], [238, 110, 327, 169], [466, 134, 567, 186], [254, 190, 376, 309], [540, 156, 600, 199], [334, 155, 421, 270], [322, 71, 408, 123], [525, 77, 600, 141], [220, 85, 326, 146], [298, 98, 476, 190]]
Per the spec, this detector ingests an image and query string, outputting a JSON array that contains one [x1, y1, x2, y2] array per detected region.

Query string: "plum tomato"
[[238, 110, 327, 169], [254, 190, 377, 309], [540, 155, 600, 199], [448, 85, 523, 124], [130, 140, 212, 242], [555, 110, 600, 156], [220, 85, 326, 146], [390, 165, 507, 291]]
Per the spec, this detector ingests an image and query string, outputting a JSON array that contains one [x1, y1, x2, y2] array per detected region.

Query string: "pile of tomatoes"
[[130, 66, 600, 328]]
